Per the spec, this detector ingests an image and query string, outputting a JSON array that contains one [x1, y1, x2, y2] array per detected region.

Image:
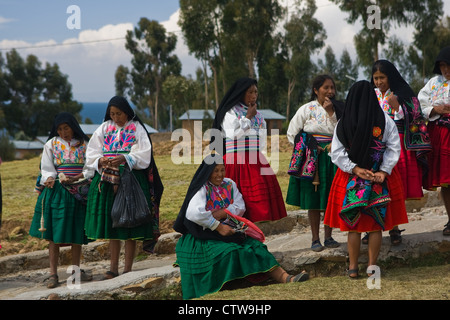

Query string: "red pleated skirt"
[[324, 167, 408, 232], [396, 132, 424, 199], [224, 151, 287, 222], [423, 122, 450, 189]]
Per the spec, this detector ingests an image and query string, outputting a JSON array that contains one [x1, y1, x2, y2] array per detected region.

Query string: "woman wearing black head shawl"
[[371, 59, 431, 245], [173, 153, 308, 300], [418, 46, 450, 236], [211, 77, 286, 222], [324, 81, 408, 279], [84, 96, 163, 279], [29, 112, 93, 288]]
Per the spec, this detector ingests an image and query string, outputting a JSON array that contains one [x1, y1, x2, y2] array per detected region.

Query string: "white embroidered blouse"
[[287, 100, 337, 145], [40, 137, 90, 184], [186, 178, 245, 231], [84, 120, 152, 178], [418, 75, 450, 121]]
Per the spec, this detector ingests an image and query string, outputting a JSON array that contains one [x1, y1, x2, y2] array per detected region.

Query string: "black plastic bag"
[[111, 165, 152, 228]]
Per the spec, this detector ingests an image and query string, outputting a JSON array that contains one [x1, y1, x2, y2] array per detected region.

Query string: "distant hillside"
[[80, 102, 107, 124]]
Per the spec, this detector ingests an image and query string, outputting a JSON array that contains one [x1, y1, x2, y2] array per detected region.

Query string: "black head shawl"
[[212, 77, 258, 131], [336, 80, 386, 170], [48, 112, 89, 142], [105, 96, 164, 207], [173, 153, 245, 243], [433, 46, 450, 75], [371, 59, 415, 105]]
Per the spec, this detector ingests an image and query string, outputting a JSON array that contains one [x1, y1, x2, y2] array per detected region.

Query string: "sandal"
[[346, 268, 359, 279], [389, 229, 405, 246], [47, 274, 59, 289], [443, 221, 450, 236], [324, 237, 340, 248], [103, 271, 119, 280], [311, 240, 324, 252], [286, 271, 309, 283]]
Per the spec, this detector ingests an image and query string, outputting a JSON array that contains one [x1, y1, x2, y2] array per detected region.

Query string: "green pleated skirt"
[[85, 169, 158, 241], [29, 181, 89, 245], [174, 234, 280, 300], [286, 141, 337, 211]]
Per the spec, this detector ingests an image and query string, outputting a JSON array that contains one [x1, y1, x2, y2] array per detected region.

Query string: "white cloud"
[[0, 16, 14, 24]]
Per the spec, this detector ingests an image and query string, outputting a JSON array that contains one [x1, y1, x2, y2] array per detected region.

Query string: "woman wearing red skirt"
[[324, 81, 408, 279], [371, 59, 431, 245], [418, 46, 450, 236], [211, 78, 287, 222]]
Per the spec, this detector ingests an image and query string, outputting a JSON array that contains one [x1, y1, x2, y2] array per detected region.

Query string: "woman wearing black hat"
[[211, 78, 287, 222], [418, 46, 450, 236], [29, 112, 92, 288], [84, 96, 163, 279]]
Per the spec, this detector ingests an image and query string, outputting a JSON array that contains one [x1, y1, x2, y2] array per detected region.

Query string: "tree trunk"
[[209, 59, 219, 110]]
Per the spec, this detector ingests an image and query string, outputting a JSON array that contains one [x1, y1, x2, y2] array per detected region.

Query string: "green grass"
[[198, 264, 450, 300]]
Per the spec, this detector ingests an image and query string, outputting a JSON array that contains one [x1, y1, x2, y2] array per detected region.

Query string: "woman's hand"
[[212, 208, 228, 221], [246, 102, 257, 120], [373, 171, 388, 184], [215, 223, 235, 236], [323, 97, 335, 117], [387, 95, 400, 112], [352, 166, 374, 181], [98, 155, 125, 169], [431, 103, 450, 117], [44, 177, 55, 189]]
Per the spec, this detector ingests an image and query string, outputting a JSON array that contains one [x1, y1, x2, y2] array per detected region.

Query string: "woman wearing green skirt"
[[29, 112, 92, 288], [286, 75, 342, 252], [173, 154, 308, 299], [84, 96, 163, 279]]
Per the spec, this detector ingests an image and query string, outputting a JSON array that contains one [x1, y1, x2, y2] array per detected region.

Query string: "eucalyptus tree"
[[121, 18, 181, 129]]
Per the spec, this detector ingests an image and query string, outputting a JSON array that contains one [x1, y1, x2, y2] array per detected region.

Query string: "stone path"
[[1, 191, 449, 300]]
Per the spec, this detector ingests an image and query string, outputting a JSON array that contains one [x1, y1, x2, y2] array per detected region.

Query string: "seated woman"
[[173, 154, 308, 300]]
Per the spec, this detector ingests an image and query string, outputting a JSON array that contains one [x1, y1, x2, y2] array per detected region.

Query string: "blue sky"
[[0, 0, 180, 42], [1, 1, 449, 103]]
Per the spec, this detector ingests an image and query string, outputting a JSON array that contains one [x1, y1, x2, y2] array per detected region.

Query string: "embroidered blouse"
[[374, 88, 405, 121], [330, 112, 400, 175], [287, 100, 337, 145], [221, 103, 267, 153], [186, 178, 245, 231], [84, 120, 151, 177], [40, 137, 90, 184], [418, 75, 450, 121]]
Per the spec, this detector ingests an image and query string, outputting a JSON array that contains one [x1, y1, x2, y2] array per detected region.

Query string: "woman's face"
[[109, 106, 129, 127], [243, 85, 258, 107], [314, 79, 336, 105], [439, 61, 450, 80], [373, 70, 390, 93], [57, 123, 74, 142], [208, 164, 225, 186]]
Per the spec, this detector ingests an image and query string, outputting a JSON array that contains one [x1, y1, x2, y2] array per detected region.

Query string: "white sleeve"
[[222, 109, 251, 140], [186, 187, 220, 231], [330, 126, 357, 173], [84, 124, 106, 177], [287, 105, 307, 145], [418, 78, 440, 121], [126, 122, 151, 170], [379, 114, 400, 175], [40, 140, 57, 184], [222, 179, 246, 217]]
